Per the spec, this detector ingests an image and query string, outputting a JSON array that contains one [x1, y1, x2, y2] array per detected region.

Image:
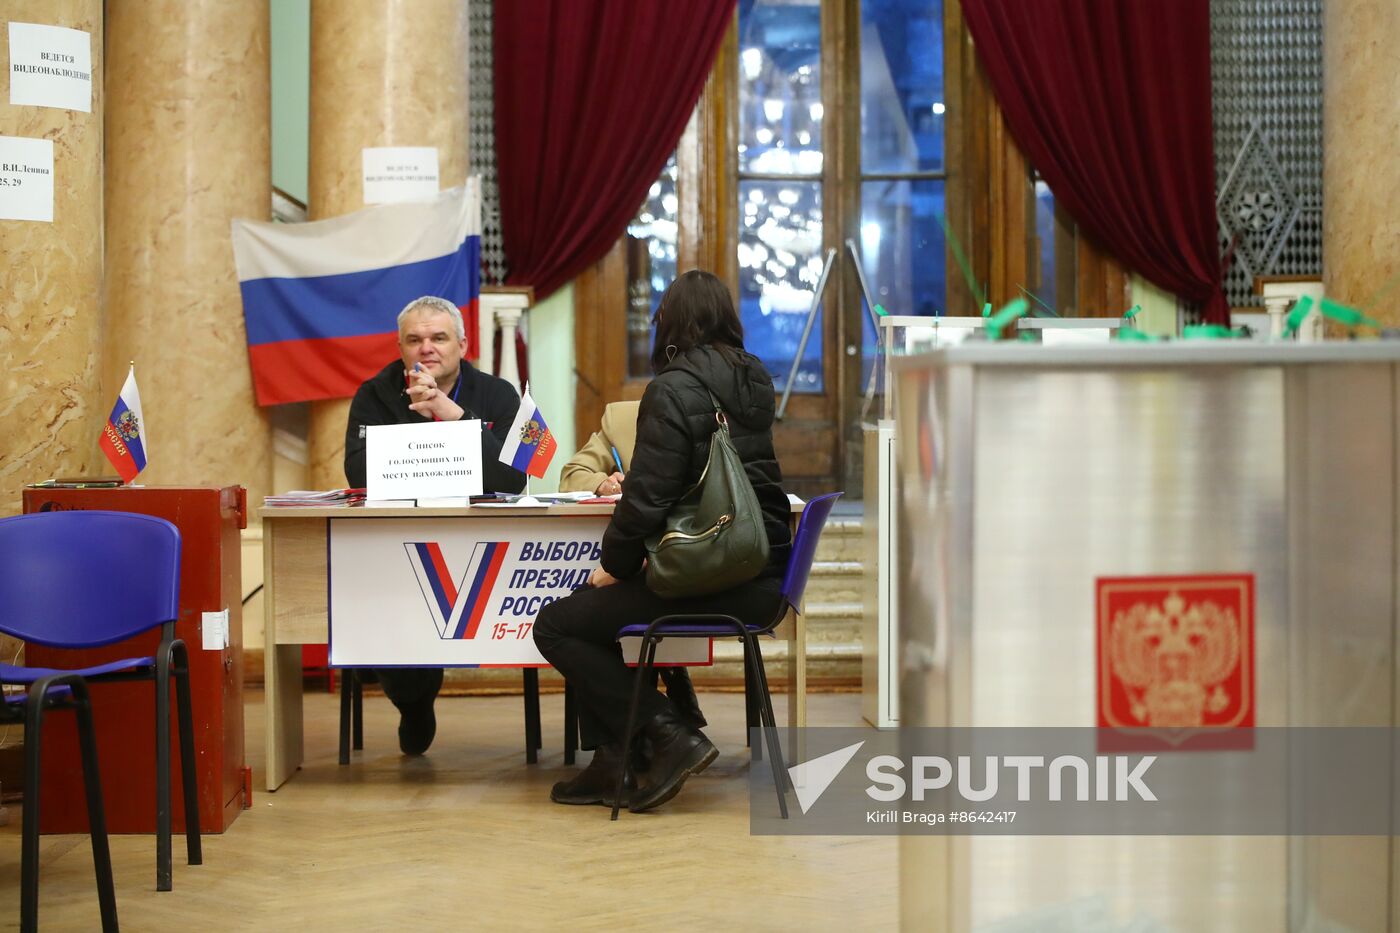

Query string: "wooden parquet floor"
[[0, 689, 896, 931]]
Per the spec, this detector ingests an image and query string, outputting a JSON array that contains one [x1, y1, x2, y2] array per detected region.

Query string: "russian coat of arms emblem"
[[117, 409, 141, 442], [1096, 574, 1255, 747], [519, 419, 543, 446]]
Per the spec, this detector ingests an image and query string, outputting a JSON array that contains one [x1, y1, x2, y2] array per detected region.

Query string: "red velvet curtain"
[[494, 0, 735, 300], [962, 0, 1228, 322]]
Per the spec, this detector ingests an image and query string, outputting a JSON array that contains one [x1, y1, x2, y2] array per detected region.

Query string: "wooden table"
[[259, 502, 807, 790]]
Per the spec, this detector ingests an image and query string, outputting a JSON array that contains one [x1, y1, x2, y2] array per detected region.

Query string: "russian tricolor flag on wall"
[[231, 178, 482, 406], [99, 365, 147, 484]]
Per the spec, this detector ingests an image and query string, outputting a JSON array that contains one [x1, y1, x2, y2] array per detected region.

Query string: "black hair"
[[650, 270, 746, 374]]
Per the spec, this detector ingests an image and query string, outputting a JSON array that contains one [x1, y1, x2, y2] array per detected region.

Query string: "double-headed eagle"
[[1108, 591, 1240, 727], [117, 410, 141, 442]]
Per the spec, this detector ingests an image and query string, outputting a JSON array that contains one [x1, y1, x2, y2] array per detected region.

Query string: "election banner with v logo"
[[329, 517, 709, 667], [404, 540, 508, 640]]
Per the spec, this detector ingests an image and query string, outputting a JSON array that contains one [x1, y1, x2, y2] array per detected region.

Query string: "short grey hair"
[[397, 295, 465, 341]]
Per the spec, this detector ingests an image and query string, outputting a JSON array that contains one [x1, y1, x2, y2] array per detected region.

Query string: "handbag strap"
[[707, 390, 729, 431]]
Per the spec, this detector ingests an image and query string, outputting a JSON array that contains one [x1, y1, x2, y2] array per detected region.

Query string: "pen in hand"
[[407, 362, 443, 422], [595, 446, 626, 497]]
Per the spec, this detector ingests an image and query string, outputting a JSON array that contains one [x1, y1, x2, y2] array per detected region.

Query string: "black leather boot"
[[659, 667, 707, 729], [551, 743, 635, 806], [396, 695, 436, 756], [628, 707, 718, 813]]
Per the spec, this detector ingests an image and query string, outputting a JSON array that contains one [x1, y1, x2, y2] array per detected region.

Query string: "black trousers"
[[534, 574, 783, 750], [371, 666, 443, 711], [371, 660, 691, 725]]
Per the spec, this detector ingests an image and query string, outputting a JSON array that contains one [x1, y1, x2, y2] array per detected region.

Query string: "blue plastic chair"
[[610, 492, 843, 820], [1, 668, 116, 931], [0, 510, 202, 908]]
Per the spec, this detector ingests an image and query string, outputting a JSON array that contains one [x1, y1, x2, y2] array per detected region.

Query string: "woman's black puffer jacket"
[[601, 345, 792, 581]]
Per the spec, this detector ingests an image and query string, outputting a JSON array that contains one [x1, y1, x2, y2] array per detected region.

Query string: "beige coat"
[[558, 400, 640, 493]]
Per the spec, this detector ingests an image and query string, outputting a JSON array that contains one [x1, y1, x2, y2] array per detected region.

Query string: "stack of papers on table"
[[264, 488, 366, 506], [527, 491, 595, 502], [471, 495, 550, 508], [353, 492, 614, 509]]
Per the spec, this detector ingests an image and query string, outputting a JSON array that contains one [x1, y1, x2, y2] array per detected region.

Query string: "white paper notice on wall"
[[8, 23, 93, 113], [201, 608, 230, 651], [362, 147, 439, 204], [0, 136, 54, 222]]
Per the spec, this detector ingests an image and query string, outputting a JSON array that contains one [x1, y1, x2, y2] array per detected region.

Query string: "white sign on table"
[[362, 146, 439, 204], [0, 136, 54, 222], [8, 22, 93, 112], [329, 517, 709, 666], [365, 420, 484, 500]]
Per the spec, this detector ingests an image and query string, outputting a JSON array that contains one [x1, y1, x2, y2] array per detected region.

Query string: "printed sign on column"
[[0, 136, 55, 222], [9, 23, 93, 112], [1096, 573, 1255, 751], [329, 517, 709, 666], [362, 146, 439, 204]]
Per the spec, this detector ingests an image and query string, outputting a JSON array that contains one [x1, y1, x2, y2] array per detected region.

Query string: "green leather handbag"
[[644, 395, 770, 599]]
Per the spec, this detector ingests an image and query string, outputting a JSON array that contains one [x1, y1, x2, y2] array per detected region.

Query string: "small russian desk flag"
[[499, 385, 557, 479], [99, 365, 147, 484]]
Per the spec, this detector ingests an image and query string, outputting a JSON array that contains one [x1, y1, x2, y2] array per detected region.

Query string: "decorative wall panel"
[[1211, 0, 1323, 308], [469, 0, 507, 284]]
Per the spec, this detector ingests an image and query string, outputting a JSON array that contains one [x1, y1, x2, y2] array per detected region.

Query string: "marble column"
[[1323, 0, 1400, 325], [0, 0, 104, 514], [103, 0, 273, 505], [306, 0, 471, 489]]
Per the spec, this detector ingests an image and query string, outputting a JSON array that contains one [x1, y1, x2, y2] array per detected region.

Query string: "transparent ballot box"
[[892, 342, 1400, 930], [875, 315, 988, 421], [862, 316, 989, 729]]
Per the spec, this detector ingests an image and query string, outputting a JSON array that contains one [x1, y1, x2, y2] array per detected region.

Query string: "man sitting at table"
[[344, 294, 527, 755]]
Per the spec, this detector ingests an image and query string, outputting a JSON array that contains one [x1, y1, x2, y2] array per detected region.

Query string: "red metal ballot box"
[[20, 485, 247, 834]]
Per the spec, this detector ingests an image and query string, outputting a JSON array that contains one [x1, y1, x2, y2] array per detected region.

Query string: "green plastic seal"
[[984, 298, 1029, 340]]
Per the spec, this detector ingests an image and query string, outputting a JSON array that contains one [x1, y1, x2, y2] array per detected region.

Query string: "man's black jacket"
[[602, 345, 791, 581], [344, 358, 527, 493]]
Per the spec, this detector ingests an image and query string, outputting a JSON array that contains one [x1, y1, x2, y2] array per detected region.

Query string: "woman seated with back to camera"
[[534, 269, 792, 813], [558, 399, 709, 733]]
